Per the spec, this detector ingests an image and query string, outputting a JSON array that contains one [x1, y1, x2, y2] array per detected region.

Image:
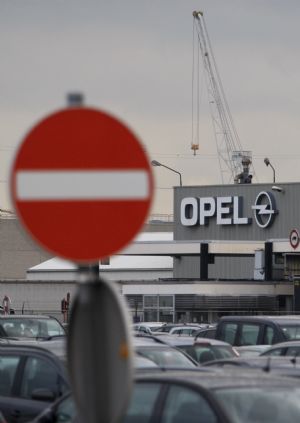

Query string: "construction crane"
[[192, 11, 252, 184]]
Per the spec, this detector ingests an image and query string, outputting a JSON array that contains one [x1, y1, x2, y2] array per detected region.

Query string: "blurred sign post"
[[10, 107, 153, 423]]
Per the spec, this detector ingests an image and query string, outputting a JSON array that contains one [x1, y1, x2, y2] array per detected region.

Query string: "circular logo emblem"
[[252, 191, 277, 228]]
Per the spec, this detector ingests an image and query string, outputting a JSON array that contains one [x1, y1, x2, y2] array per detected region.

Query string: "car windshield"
[[0, 318, 65, 338], [214, 386, 300, 422], [279, 323, 300, 340], [180, 345, 235, 364], [136, 346, 196, 368]]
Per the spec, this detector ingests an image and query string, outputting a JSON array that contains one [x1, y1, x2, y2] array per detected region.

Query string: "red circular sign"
[[290, 229, 300, 250], [11, 108, 153, 263]]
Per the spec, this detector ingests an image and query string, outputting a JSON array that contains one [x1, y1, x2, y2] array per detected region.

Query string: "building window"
[[144, 296, 158, 308], [159, 296, 173, 308], [143, 295, 174, 323]]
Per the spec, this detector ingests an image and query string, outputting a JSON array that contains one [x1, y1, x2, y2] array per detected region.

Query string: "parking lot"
[[0, 313, 300, 422]]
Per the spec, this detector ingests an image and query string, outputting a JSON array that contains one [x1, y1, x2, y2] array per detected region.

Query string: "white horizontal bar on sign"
[[16, 170, 149, 200]]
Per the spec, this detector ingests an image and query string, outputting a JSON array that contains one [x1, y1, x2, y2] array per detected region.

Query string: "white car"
[[132, 322, 164, 334]]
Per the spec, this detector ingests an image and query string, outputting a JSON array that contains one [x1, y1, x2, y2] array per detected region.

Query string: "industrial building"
[[1, 181, 300, 323]]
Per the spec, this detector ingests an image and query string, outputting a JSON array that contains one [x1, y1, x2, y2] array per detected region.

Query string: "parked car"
[[33, 369, 300, 423], [168, 325, 205, 336], [154, 334, 238, 364], [0, 344, 69, 423], [133, 335, 198, 368], [155, 323, 204, 334], [202, 355, 300, 379], [132, 322, 164, 334], [214, 315, 300, 346], [235, 345, 270, 357], [0, 315, 65, 341], [194, 326, 217, 339], [260, 340, 300, 357]]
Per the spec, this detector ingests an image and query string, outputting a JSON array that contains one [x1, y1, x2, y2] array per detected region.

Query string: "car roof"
[[133, 322, 163, 327], [203, 355, 300, 369], [135, 368, 300, 389], [170, 326, 202, 330], [133, 335, 169, 347], [160, 323, 202, 328], [155, 335, 231, 347], [0, 337, 66, 359], [0, 314, 57, 320], [219, 315, 300, 323]]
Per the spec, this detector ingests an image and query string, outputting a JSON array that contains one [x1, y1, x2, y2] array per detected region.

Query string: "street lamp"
[[151, 160, 182, 186], [264, 157, 275, 183]]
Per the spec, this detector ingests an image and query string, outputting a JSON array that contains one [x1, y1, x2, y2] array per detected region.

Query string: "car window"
[[20, 357, 64, 399], [55, 395, 77, 423], [263, 325, 275, 345], [263, 347, 283, 357], [0, 355, 20, 396], [205, 329, 216, 339], [286, 346, 300, 357], [240, 324, 260, 346], [137, 347, 196, 367], [122, 383, 161, 423], [0, 318, 64, 338], [215, 386, 300, 423], [220, 323, 237, 345], [280, 324, 300, 340], [161, 385, 218, 423]]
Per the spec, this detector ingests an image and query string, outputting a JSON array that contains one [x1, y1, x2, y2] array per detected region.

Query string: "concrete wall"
[[0, 218, 51, 279]]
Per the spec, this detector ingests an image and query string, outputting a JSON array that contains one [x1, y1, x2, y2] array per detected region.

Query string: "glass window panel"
[[286, 347, 300, 357], [221, 323, 238, 345], [144, 296, 158, 308], [264, 348, 283, 356], [263, 326, 275, 345], [161, 385, 218, 423], [144, 311, 158, 322], [123, 383, 161, 423], [280, 324, 300, 340], [20, 357, 60, 399], [159, 311, 174, 323], [215, 387, 300, 423], [0, 356, 20, 396], [159, 296, 173, 308], [56, 396, 77, 423], [240, 324, 260, 346]]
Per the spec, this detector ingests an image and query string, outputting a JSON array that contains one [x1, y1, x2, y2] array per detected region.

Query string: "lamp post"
[[264, 157, 275, 183], [151, 160, 182, 186]]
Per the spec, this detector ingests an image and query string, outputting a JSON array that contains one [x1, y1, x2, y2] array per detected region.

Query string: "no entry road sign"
[[290, 229, 300, 250], [11, 108, 153, 262]]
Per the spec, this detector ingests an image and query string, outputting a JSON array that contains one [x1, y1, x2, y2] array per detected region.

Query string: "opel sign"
[[181, 191, 277, 229]]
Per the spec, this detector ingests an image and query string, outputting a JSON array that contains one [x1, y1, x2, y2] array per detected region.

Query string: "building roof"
[[28, 232, 173, 272]]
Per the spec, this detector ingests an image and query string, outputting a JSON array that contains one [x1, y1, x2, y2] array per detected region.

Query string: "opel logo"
[[252, 191, 277, 228]]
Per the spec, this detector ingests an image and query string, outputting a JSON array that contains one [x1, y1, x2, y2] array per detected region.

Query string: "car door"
[[0, 350, 68, 423], [0, 354, 22, 423]]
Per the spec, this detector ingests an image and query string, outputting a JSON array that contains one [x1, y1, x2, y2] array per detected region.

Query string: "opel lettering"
[[180, 196, 251, 226]]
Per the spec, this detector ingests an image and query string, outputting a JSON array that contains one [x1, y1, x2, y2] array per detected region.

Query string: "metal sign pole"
[[67, 264, 134, 423]]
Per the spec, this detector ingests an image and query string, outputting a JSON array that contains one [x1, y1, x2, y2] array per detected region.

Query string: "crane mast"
[[192, 11, 252, 184]]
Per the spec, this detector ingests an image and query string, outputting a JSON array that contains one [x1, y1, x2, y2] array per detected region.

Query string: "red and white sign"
[[290, 229, 300, 250], [11, 108, 153, 262]]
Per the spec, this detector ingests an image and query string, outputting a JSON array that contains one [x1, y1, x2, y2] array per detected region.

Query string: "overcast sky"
[[2, 0, 300, 216]]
